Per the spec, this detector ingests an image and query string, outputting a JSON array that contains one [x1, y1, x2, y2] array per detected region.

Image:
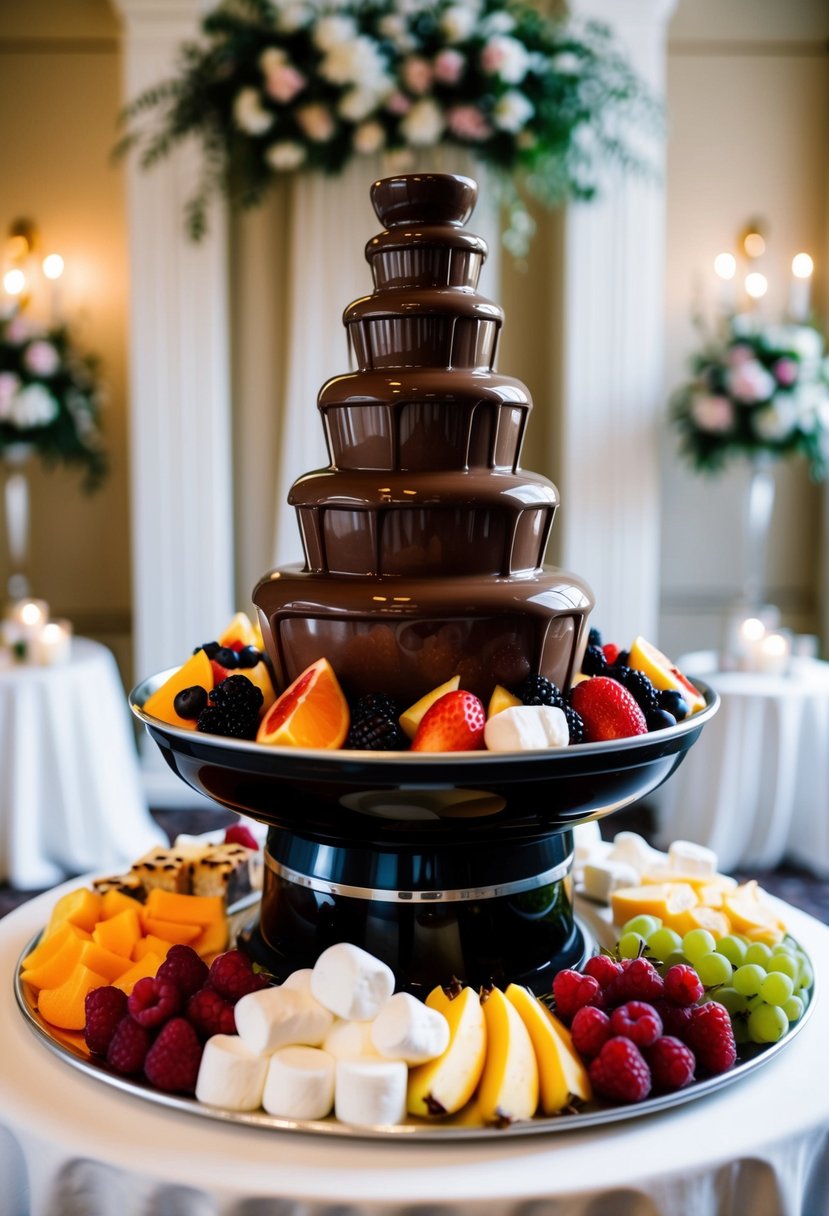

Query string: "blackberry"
[[346, 713, 408, 751], [351, 693, 399, 722], [646, 708, 677, 732], [581, 645, 607, 677], [564, 704, 586, 744], [658, 689, 689, 721], [515, 675, 565, 708], [606, 663, 632, 686], [210, 675, 264, 714], [620, 669, 659, 713], [197, 705, 258, 739], [173, 685, 209, 720], [587, 627, 603, 648]]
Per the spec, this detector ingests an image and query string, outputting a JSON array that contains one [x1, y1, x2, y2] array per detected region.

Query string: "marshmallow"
[[334, 1058, 408, 1127], [668, 840, 717, 877], [581, 859, 640, 904], [281, 968, 314, 993], [195, 1034, 268, 1111], [262, 1046, 335, 1121], [323, 1018, 383, 1061], [484, 705, 569, 752], [235, 986, 333, 1056], [370, 992, 450, 1065], [311, 943, 395, 1021]]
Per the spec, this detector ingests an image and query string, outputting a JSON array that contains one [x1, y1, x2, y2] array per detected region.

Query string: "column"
[[115, 0, 234, 803], [556, 0, 676, 646]]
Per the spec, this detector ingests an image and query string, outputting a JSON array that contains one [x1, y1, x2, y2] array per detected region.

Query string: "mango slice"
[[487, 685, 522, 718], [400, 676, 460, 740]]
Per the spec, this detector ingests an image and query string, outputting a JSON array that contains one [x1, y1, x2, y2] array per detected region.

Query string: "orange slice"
[[627, 636, 706, 713], [256, 658, 350, 749], [218, 611, 258, 650], [143, 648, 214, 731]]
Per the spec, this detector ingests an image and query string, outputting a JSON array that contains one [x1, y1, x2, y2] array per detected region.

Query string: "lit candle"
[[714, 252, 736, 315], [42, 252, 64, 324], [736, 615, 766, 671], [8, 598, 49, 632], [788, 253, 813, 324], [37, 619, 73, 665], [755, 631, 791, 676]]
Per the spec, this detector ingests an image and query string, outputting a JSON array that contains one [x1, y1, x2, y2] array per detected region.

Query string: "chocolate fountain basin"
[[131, 674, 717, 993]]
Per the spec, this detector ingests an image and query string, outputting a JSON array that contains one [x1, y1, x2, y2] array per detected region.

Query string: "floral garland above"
[[0, 310, 107, 490], [119, 0, 659, 253], [672, 316, 829, 481]]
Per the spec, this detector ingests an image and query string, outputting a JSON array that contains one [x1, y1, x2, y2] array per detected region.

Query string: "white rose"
[[296, 102, 336, 142], [10, 382, 59, 429], [377, 13, 416, 52], [313, 15, 357, 52], [400, 98, 445, 147], [233, 87, 273, 136], [552, 52, 582, 75], [726, 360, 776, 404], [0, 371, 20, 420], [275, 2, 311, 32], [480, 11, 515, 35], [320, 36, 388, 88], [265, 140, 307, 171], [440, 5, 478, 43], [764, 324, 824, 364], [752, 397, 798, 442], [353, 120, 386, 156], [339, 87, 380, 122], [259, 47, 287, 74], [493, 90, 534, 133], [480, 35, 530, 84]]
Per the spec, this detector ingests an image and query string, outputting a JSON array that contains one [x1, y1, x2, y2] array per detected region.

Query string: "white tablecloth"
[[0, 639, 160, 888], [1, 881, 827, 1216], [655, 654, 829, 877]]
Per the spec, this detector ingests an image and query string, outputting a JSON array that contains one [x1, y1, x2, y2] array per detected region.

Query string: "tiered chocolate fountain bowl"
[[133, 173, 717, 995]]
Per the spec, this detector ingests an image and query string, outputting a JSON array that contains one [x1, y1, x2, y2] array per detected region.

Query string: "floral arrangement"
[[119, 0, 658, 252], [0, 310, 107, 489], [672, 316, 829, 480]]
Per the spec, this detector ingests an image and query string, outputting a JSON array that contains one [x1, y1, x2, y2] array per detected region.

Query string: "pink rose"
[[386, 90, 412, 116], [772, 358, 798, 388], [448, 105, 492, 142], [690, 394, 734, 433], [433, 49, 465, 85], [23, 340, 60, 378], [4, 316, 30, 345], [402, 56, 433, 95], [264, 63, 307, 104], [728, 343, 753, 366], [296, 103, 335, 142]]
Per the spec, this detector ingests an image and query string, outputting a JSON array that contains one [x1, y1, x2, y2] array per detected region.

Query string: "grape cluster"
[[618, 915, 812, 1046]]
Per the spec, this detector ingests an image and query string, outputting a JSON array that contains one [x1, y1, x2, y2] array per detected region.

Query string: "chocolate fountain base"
[[239, 827, 587, 995]]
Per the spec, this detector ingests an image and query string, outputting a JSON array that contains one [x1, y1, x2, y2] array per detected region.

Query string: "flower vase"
[[2, 442, 35, 600], [741, 455, 776, 614]]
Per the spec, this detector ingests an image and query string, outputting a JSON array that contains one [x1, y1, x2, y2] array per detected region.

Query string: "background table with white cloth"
[[654, 653, 829, 877], [1, 882, 828, 1216], [0, 638, 160, 888]]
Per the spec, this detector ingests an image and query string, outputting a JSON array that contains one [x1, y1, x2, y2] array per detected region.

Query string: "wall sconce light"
[[2, 219, 64, 319]]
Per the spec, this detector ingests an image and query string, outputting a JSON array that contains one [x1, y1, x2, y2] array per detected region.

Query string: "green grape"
[[773, 937, 797, 954], [759, 972, 794, 1007], [658, 948, 688, 976], [647, 927, 682, 961], [748, 1003, 788, 1044], [618, 931, 647, 960], [744, 942, 773, 968], [732, 1018, 751, 1045], [783, 995, 804, 1023], [695, 952, 733, 987], [746, 993, 766, 1013], [797, 960, 814, 991], [715, 986, 749, 1016], [623, 914, 662, 939], [733, 963, 767, 996], [715, 935, 747, 967], [683, 929, 716, 964], [767, 953, 798, 980]]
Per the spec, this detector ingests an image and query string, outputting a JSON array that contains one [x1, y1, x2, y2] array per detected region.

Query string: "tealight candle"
[[37, 620, 73, 666], [8, 598, 49, 631], [755, 631, 791, 677]]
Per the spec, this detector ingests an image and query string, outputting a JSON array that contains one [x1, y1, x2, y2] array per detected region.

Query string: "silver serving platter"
[[14, 897, 815, 1141]]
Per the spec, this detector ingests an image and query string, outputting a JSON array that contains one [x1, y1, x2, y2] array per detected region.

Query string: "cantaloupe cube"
[[100, 889, 143, 920], [21, 934, 89, 991], [43, 888, 103, 938], [37, 965, 110, 1030], [144, 889, 225, 927], [21, 922, 91, 972], [112, 953, 164, 995], [132, 935, 173, 963], [140, 916, 202, 945], [77, 941, 132, 983], [190, 916, 229, 959], [93, 907, 142, 958]]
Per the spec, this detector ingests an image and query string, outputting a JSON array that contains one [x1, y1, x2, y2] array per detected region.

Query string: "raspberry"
[[651, 998, 694, 1040], [156, 944, 209, 998], [552, 969, 601, 1021], [602, 643, 620, 665], [664, 964, 705, 1007], [224, 822, 259, 851], [589, 1037, 652, 1103], [605, 957, 664, 1006], [127, 975, 183, 1028], [187, 986, 237, 1039], [143, 1017, 204, 1094], [609, 1001, 663, 1048], [106, 1015, 152, 1075], [583, 955, 623, 990], [207, 949, 270, 1003], [685, 1001, 737, 1075], [570, 1005, 612, 1059], [646, 1035, 696, 1092], [84, 985, 128, 1056]]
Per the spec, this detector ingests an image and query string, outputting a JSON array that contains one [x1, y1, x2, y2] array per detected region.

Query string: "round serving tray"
[[15, 897, 814, 1142]]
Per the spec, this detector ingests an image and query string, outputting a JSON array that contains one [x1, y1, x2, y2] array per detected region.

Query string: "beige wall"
[[0, 0, 132, 682], [659, 0, 829, 658]]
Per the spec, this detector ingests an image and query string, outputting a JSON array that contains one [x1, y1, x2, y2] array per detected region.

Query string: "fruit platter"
[[14, 826, 815, 1140]]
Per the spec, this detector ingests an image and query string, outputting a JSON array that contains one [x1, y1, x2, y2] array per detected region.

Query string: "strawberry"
[[410, 690, 486, 752], [602, 643, 620, 665], [570, 676, 648, 742]]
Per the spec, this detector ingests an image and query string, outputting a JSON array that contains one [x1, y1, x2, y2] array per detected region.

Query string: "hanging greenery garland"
[[118, 0, 660, 253]]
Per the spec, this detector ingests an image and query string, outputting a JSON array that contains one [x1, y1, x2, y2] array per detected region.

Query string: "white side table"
[[0, 638, 161, 888], [655, 652, 829, 877]]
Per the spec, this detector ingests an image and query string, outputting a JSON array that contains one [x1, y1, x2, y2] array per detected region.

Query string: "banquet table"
[[1, 881, 827, 1216], [654, 653, 829, 877], [0, 639, 160, 888]]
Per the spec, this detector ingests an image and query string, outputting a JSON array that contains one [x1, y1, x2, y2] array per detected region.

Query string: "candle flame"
[[791, 253, 813, 280]]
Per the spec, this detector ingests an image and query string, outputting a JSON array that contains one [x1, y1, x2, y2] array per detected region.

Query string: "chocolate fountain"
[[134, 174, 717, 995]]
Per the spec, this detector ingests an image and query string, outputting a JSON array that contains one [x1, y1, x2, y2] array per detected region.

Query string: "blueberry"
[[173, 685, 209, 719], [658, 689, 689, 721], [236, 645, 261, 669], [587, 627, 603, 648], [646, 708, 677, 732], [194, 641, 220, 659], [213, 646, 239, 669]]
